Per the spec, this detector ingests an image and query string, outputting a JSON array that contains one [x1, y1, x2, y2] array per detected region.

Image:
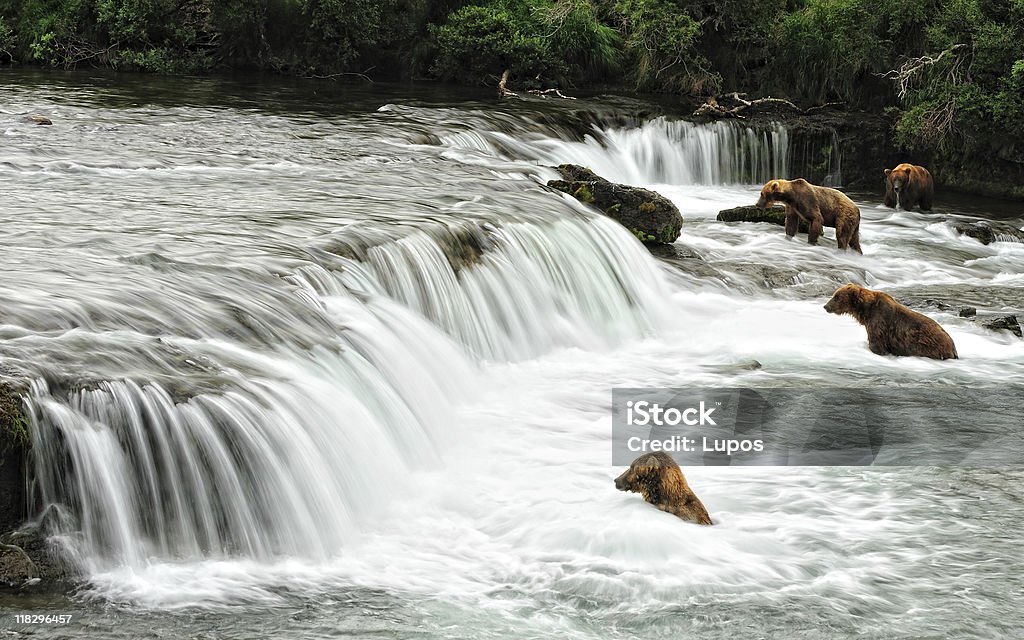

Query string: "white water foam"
[[4, 91, 1021, 637]]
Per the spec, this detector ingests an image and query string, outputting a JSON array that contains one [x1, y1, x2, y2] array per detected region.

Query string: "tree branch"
[[692, 93, 825, 119], [878, 44, 967, 100], [498, 69, 518, 98]]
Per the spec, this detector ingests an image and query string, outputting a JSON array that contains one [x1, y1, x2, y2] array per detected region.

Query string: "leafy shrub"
[[0, 17, 13, 59], [543, 0, 621, 78], [615, 0, 719, 94], [430, 4, 548, 83], [890, 0, 1024, 155]]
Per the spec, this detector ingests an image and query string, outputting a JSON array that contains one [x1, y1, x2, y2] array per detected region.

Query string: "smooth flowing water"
[[1, 70, 1023, 639]]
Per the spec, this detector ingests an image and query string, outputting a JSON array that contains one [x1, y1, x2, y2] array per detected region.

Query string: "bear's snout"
[[754, 195, 768, 210], [614, 472, 630, 491]]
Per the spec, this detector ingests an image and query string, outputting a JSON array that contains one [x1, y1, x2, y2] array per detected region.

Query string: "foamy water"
[[2, 72, 1023, 639]]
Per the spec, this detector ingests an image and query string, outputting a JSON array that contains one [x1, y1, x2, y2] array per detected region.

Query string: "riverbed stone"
[[547, 164, 683, 244], [952, 221, 1024, 245], [22, 115, 52, 126], [0, 543, 38, 586], [0, 524, 71, 589], [981, 315, 1022, 338], [0, 381, 29, 534]]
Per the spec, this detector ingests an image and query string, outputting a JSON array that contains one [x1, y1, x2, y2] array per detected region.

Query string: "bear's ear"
[[884, 169, 891, 176], [769, 180, 781, 192], [850, 286, 874, 310]]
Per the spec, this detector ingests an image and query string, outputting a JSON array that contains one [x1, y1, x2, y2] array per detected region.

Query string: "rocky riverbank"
[[0, 382, 71, 590]]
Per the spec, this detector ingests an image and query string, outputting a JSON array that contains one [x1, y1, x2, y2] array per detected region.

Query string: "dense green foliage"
[[431, 0, 620, 87], [1, 0, 1022, 191]]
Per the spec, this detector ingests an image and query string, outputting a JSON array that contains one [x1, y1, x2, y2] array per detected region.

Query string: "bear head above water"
[[614, 451, 713, 525]]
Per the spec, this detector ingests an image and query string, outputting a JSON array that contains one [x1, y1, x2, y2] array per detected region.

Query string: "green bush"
[[890, 0, 1024, 155], [615, 0, 719, 94], [429, 0, 622, 86], [430, 4, 548, 84], [0, 17, 13, 59], [304, 0, 384, 71], [543, 0, 621, 78]]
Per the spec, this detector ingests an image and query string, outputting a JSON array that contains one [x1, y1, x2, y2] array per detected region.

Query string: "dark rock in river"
[[0, 542, 37, 586], [22, 115, 52, 126], [981, 315, 1022, 338], [757, 265, 801, 289], [0, 382, 29, 534], [716, 205, 810, 233], [701, 360, 763, 374], [958, 307, 977, 318], [0, 523, 72, 589], [952, 221, 1024, 245], [325, 222, 496, 274], [0, 382, 68, 589], [548, 164, 683, 244]]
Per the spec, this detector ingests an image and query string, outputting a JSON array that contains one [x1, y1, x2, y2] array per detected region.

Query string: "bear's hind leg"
[[920, 190, 933, 211], [849, 227, 863, 254]]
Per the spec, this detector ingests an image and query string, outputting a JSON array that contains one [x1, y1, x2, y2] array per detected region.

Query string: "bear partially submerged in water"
[[614, 451, 713, 525], [824, 283, 958, 360]]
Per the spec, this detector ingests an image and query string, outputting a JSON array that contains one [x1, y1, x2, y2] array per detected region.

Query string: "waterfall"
[[23, 212, 673, 571], [787, 126, 844, 187], [316, 215, 672, 361], [435, 117, 791, 186]]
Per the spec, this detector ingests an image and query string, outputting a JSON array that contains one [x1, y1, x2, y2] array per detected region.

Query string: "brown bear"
[[755, 178, 862, 254], [614, 451, 713, 525], [884, 163, 933, 211], [824, 283, 958, 359]]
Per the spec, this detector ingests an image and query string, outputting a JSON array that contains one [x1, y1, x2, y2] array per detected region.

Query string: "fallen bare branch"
[[693, 94, 838, 118], [526, 88, 577, 100]]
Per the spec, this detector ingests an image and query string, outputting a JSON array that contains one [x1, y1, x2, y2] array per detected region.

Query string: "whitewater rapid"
[[2, 73, 1023, 639]]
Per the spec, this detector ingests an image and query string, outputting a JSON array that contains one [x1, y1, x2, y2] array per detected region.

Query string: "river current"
[[1, 70, 1023, 639]]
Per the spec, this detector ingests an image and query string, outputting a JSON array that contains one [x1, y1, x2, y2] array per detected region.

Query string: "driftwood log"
[[497, 69, 575, 100], [693, 92, 842, 119]]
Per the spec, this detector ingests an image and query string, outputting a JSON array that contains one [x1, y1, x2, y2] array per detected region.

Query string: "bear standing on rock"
[[756, 178, 863, 253], [884, 163, 933, 211], [824, 283, 958, 359], [614, 451, 713, 525]]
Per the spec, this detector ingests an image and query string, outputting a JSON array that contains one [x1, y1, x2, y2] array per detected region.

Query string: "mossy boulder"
[[0, 382, 29, 534], [717, 205, 809, 233], [0, 523, 71, 589], [0, 541, 38, 587], [547, 164, 683, 244]]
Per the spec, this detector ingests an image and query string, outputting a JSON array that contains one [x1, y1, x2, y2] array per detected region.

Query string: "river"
[[1, 70, 1023, 639]]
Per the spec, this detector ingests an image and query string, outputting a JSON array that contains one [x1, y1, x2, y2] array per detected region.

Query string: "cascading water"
[[432, 116, 790, 186], [3, 73, 1023, 638], [19, 206, 671, 573]]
